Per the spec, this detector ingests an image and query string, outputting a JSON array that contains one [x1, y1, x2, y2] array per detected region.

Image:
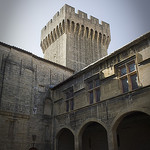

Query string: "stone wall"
[[0, 42, 74, 150], [51, 32, 150, 150]]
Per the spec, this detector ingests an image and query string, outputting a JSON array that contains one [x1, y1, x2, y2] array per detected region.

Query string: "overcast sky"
[[0, 0, 150, 57]]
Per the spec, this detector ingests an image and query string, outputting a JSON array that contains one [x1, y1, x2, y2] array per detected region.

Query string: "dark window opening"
[[118, 61, 138, 93], [87, 78, 100, 104]]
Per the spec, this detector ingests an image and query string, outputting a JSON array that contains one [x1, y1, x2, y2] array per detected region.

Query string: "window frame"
[[87, 77, 101, 104], [65, 87, 74, 112], [118, 60, 138, 93]]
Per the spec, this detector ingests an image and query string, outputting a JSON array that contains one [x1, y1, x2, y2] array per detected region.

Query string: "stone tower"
[[40, 4, 111, 72]]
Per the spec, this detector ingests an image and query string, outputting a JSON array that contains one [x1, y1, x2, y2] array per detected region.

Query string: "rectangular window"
[[70, 99, 74, 110], [128, 62, 136, 72], [65, 87, 74, 112], [120, 66, 126, 76], [121, 77, 129, 93], [89, 91, 93, 104], [130, 74, 138, 90], [95, 88, 100, 102], [88, 81, 93, 90], [118, 60, 138, 93], [87, 78, 100, 104], [66, 100, 69, 112]]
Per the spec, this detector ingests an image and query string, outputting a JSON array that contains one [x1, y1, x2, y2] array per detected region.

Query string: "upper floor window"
[[119, 61, 138, 93], [65, 88, 74, 112], [87, 78, 100, 104]]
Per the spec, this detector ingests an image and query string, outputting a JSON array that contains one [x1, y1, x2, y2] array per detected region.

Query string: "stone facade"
[[51, 32, 150, 150], [0, 42, 73, 150], [0, 4, 150, 150]]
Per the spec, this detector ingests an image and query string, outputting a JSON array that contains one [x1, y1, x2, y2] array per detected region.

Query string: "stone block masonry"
[[0, 42, 73, 150]]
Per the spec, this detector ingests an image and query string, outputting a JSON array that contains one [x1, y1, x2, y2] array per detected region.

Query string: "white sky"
[[0, 0, 150, 57]]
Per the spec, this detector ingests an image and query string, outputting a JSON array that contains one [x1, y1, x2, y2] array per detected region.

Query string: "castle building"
[[0, 4, 150, 150]]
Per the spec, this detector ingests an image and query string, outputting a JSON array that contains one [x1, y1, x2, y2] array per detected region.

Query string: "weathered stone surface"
[[0, 4, 150, 150]]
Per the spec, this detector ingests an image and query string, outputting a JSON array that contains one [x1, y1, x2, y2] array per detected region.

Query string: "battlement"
[[41, 4, 111, 57], [41, 4, 110, 38]]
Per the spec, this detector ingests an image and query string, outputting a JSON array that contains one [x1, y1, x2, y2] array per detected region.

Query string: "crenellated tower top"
[[41, 4, 111, 72]]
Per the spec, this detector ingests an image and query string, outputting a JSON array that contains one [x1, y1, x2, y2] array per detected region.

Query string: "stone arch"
[[103, 34, 106, 45], [29, 147, 38, 150], [59, 23, 63, 35], [99, 32, 102, 44], [80, 25, 84, 37], [56, 128, 75, 150], [85, 27, 89, 38], [94, 31, 98, 41], [71, 21, 75, 33], [56, 25, 60, 38], [62, 20, 65, 33], [67, 19, 70, 33], [78, 119, 108, 150], [75, 23, 80, 35], [106, 36, 110, 45], [53, 29, 57, 41], [112, 109, 150, 131], [51, 31, 54, 42], [48, 34, 51, 45], [90, 29, 93, 39], [111, 109, 150, 150], [45, 36, 48, 47]]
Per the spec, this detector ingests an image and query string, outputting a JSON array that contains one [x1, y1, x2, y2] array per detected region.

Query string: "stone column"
[[74, 135, 80, 150], [107, 129, 118, 150]]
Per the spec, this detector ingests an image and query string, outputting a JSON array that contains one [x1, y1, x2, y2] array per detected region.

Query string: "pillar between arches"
[[74, 134, 79, 150], [107, 129, 118, 150]]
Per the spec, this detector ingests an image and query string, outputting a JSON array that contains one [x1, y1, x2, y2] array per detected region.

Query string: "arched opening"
[[116, 112, 150, 150], [57, 128, 74, 150], [71, 21, 75, 33], [81, 25, 84, 37], [86, 27, 89, 38], [90, 29, 93, 40], [29, 147, 38, 150], [67, 19, 70, 33], [99, 32, 102, 44], [103, 34, 106, 45], [94, 31, 98, 41], [59, 23, 63, 35], [62, 20, 65, 33], [75, 23, 80, 35], [81, 122, 108, 150]]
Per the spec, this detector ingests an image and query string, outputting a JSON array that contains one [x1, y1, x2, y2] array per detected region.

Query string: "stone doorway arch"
[[56, 128, 75, 150], [79, 121, 108, 150], [29, 147, 38, 150], [116, 111, 150, 150]]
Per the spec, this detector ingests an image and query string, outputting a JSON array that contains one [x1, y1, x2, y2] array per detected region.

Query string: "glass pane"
[[66, 101, 69, 112], [88, 81, 93, 90], [89, 91, 93, 104], [95, 79, 100, 87], [120, 66, 126, 76], [128, 62, 136, 72], [131, 74, 138, 90], [95, 88, 100, 102], [70, 99, 74, 110], [121, 77, 129, 93]]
